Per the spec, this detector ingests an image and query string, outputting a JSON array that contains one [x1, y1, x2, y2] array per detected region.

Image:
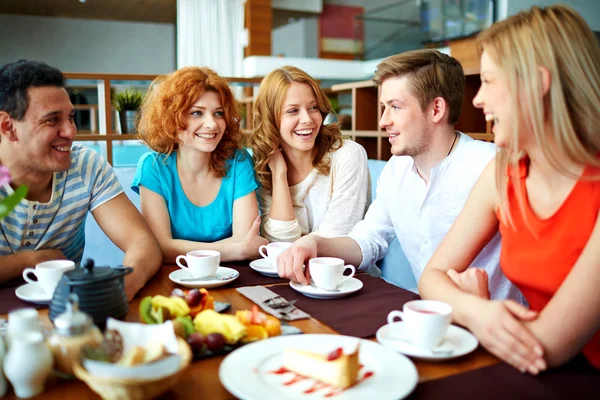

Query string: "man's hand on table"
[[277, 235, 317, 285]]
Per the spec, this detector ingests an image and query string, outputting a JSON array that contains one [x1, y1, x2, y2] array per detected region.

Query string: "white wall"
[[272, 17, 319, 58], [273, 0, 323, 13], [0, 14, 175, 74]]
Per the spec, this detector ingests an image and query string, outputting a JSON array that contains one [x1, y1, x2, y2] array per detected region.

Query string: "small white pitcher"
[[4, 331, 52, 398]]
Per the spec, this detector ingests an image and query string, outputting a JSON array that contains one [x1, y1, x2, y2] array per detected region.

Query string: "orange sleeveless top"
[[497, 159, 600, 368]]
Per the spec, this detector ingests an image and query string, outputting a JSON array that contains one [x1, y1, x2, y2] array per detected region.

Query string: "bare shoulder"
[[476, 158, 500, 209]]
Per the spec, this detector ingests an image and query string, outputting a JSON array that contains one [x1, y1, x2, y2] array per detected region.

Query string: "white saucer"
[[376, 322, 479, 361], [249, 258, 279, 278], [15, 283, 52, 304], [169, 266, 239, 289], [289, 277, 363, 299]]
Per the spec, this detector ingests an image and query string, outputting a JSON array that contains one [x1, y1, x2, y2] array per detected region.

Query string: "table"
[[1, 264, 499, 399]]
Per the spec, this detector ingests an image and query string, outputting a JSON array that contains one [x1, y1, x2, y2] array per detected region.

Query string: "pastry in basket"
[[118, 341, 170, 366], [282, 344, 360, 389]]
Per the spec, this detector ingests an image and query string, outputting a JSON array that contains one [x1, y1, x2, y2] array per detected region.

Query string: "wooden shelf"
[[331, 79, 377, 92]]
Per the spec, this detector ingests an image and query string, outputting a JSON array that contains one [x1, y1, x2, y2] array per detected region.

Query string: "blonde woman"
[[419, 5, 600, 374], [248, 66, 370, 243]]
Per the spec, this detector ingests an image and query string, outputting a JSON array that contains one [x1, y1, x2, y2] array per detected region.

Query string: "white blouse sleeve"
[[257, 187, 302, 243], [312, 140, 370, 238]]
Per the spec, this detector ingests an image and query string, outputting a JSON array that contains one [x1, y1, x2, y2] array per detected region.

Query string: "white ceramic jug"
[[4, 331, 52, 398]]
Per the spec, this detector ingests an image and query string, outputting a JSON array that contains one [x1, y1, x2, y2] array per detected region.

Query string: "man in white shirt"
[[277, 49, 522, 301]]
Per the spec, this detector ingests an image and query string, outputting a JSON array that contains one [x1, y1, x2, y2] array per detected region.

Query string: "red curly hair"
[[137, 66, 242, 178]]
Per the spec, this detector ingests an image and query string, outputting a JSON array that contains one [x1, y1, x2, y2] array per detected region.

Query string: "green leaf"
[[114, 89, 144, 111], [0, 184, 28, 218]]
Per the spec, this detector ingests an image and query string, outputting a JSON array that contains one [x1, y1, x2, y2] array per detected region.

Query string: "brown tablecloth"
[[0, 284, 47, 314], [222, 261, 287, 288], [270, 274, 420, 338], [409, 355, 599, 399]]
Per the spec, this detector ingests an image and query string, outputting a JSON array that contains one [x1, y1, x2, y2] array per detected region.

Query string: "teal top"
[[132, 149, 259, 242]]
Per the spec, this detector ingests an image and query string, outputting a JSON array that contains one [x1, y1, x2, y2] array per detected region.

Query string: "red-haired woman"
[[132, 67, 267, 263]]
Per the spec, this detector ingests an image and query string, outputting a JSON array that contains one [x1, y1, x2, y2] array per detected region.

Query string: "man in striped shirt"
[[0, 60, 162, 300]]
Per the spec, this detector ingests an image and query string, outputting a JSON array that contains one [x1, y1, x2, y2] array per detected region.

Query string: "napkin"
[[237, 286, 310, 321]]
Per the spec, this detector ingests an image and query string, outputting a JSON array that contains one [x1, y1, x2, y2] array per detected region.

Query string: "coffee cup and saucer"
[[249, 242, 293, 277], [376, 300, 478, 360], [16, 260, 76, 304], [289, 257, 363, 299], [169, 250, 239, 289]]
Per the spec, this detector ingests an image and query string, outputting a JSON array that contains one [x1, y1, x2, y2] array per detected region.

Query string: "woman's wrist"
[[454, 295, 487, 328], [271, 168, 288, 182]]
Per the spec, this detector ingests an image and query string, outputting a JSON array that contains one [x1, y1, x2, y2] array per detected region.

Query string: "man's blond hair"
[[374, 49, 465, 124]]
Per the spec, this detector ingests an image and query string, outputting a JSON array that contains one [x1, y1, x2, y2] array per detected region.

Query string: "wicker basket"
[[73, 338, 192, 400]]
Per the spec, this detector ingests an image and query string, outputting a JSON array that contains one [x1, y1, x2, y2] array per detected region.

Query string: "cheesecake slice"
[[282, 344, 360, 389]]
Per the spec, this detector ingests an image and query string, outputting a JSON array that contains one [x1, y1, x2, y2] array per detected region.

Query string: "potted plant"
[[114, 89, 144, 134], [0, 166, 27, 219]]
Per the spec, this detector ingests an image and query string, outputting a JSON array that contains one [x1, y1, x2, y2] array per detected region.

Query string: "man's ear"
[[0, 112, 18, 141], [430, 97, 447, 124]]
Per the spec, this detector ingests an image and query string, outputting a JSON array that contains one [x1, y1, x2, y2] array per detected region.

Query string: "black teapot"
[[49, 259, 133, 329]]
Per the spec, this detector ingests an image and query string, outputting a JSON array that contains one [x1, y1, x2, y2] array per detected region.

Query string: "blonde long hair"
[[477, 5, 600, 225], [248, 66, 342, 190]]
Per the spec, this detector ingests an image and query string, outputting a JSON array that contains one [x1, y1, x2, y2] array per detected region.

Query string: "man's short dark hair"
[[0, 60, 65, 121]]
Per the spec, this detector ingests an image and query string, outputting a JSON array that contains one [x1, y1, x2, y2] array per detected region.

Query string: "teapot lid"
[[54, 293, 94, 335], [66, 259, 127, 282]]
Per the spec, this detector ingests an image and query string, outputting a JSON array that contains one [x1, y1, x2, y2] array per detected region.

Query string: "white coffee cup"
[[309, 257, 356, 291], [258, 242, 293, 269], [6, 308, 42, 348], [387, 300, 452, 348], [176, 250, 220, 278], [22, 260, 76, 296]]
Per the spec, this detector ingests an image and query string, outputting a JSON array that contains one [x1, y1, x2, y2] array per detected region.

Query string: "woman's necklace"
[[447, 132, 458, 157]]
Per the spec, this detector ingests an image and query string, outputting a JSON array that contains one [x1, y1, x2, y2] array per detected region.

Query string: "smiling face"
[[379, 76, 433, 157], [178, 91, 226, 153], [278, 82, 323, 156], [473, 50, 515, 148], [10, 86, 76, 173]]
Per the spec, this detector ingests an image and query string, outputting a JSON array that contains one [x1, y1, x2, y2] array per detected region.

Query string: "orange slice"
[[241, 324, 268, 343], [263, 316, 282, 337]]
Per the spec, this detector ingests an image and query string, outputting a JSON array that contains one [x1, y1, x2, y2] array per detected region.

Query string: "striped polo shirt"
[[0, 145, 123, 264]]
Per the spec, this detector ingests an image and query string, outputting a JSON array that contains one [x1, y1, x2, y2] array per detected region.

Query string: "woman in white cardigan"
[[248, 66, 370, 243]]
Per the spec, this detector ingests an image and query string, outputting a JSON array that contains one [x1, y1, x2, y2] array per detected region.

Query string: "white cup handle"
[[175, 255, 189, 270], [387, 310, 404, 325], [338, 265, 356, 285], [22, 268, 38, 284], [258, 245, 269, 259]]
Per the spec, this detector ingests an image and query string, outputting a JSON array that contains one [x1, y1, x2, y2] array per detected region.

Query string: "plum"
[[185, 289, 202, 307], [205, 333, 226, 352], [187, 332, 206, 352]]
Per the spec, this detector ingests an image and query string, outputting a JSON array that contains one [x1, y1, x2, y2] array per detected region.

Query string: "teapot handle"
[[67, 266, 134, 286]]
